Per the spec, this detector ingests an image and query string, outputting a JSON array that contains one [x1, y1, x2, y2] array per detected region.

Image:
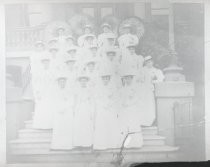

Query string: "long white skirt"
[[51, 105, 74, 150], [139, 85, 156, 126], [73, 99, 94, 147], [33, 98, 53, 129], [93, 104, 122, 150], [120, 103, 144, 148]]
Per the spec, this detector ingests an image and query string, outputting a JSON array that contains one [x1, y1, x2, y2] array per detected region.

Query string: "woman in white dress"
[[118, 24, 139, 49], [121, 42, 144, 71], [47, 46, 64, 73], [32, 55, 54, 129], [140, 56, 165, 126], [56, 27, 68, 48], [118, 67, 144, 148], [47, 38, 58, 48], [98, 23, 116, 48], [93, 67, 122, 150], [73, 71, 95, 148], [65, 35, 76, 48], [64, 57, 78, 89], [99, 47, 122, 89], [51, 72, 75, 150], [30, 41, 47, 74], [77, 24, 97, 48]]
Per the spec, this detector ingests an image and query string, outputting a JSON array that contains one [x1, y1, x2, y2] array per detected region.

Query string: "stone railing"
[[6, 25, 46, 51]]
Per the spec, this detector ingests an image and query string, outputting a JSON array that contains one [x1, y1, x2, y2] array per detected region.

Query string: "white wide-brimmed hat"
[[65, 56, 77, 63], [99, 66, 113, 77], [119, 66, 137, 77], [123, 23, 132, 28], [77, 69, 90, 81], [144, 55, 153, 62], [40, 55, 51, 62], [105, 47, 117, 54], [35, 40, 45, 46], [55, 71, 69, 80], [65, 35, 75, 41], [101, 23, 111, 28], [49, 46, 59, 52], [48, 38, 58, 43]]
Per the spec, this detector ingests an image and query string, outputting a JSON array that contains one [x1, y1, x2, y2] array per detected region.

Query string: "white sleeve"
[[154, 69, 165, 82]]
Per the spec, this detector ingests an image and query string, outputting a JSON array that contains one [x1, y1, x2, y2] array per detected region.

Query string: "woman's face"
[[50, 49, 58, 57], [128, 47, 136, 55], [67, 50, 77, 58], [57, 28, 65, 36], [79, 78, 89, 88], [41, 60, 50, 70], [123, 27, 131, 34], [84, 27, 92, 34], [107, 52, 116, 61], [36, 44, 45, 51], [101, 76, 111, 85], [58, 78, 67, 89], [107, 38, 115, 46], [48, 40, 58, 47], [90, 47, 97, 56], [124, 75, 133, 86], [86, 62, 95, 72], [145, 60, 154, 68], [103, 26, 111, 33], [66, 61, 76, 70], [66, 38, 74, 45]]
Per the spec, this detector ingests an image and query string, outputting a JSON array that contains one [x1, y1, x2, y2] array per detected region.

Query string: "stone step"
[[24, 121, 158, 135], [10, 135, 166, 154], [9, 145, 179, 163], [18, 129, 159, 140], [18, 129, 53, 139]]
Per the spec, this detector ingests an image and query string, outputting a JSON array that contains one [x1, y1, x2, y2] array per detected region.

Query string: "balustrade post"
[[155, 82, 194, 146]]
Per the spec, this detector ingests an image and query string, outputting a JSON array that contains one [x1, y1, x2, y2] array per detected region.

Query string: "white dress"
[[121, 53, 144, 71], [51, 87, 75, 150], [119, 83, 143, 148], [93, 83, 122, 150], [139, 67, 165, 126], [32, 67, 54, 129], [73, 85, 95, 147]]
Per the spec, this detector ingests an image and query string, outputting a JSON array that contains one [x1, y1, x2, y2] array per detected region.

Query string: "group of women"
[[30, 22, 165, 150]]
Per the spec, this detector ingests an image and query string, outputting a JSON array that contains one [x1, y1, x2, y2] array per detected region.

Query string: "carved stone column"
[[163, 2, 185, 82]]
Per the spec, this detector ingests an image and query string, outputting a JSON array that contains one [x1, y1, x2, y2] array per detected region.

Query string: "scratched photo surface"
[[3, 0, 207, 166]]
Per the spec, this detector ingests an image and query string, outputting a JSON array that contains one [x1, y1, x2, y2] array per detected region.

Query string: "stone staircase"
[[8, 115, 179, 166]]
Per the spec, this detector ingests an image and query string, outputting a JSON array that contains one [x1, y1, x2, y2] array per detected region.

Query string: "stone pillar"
[[155, 82, 194, 146], [163, 1, 186, 81], [0, 4, 6, 166], [205, 0, 210, 161], [168, 1, 175, 51]]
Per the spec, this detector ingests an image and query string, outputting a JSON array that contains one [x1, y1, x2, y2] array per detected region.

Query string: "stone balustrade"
[[6, 25, 46, 51]]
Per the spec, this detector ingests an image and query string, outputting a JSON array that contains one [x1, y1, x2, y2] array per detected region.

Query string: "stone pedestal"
[[155, 82, 194, 146]]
